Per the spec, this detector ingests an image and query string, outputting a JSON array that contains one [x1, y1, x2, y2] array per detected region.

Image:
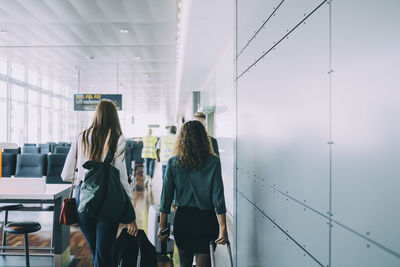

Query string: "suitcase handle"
[[209, 241, 233, 267]]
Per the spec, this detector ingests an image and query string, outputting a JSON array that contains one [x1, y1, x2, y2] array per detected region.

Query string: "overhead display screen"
[[74, 94, 122, 111]]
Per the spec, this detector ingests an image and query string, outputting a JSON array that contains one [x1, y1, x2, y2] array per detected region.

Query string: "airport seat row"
[[5, 145, 70, 155], [1, 153, 69, 184]]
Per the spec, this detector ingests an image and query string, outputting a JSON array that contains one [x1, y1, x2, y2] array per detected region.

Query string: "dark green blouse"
[[159, 155, 227, 215]]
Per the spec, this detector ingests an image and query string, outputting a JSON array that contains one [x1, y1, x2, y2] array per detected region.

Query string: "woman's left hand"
[[157, 227, 168, 242], [215, 228, 229, 244]]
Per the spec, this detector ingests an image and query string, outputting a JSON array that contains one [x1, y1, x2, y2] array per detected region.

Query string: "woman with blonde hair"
[[158, 120, 228, 267], [62, 100, 137, 267]]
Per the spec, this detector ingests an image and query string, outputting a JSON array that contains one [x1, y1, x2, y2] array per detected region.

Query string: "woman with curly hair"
[[158, 120, 228, 267]]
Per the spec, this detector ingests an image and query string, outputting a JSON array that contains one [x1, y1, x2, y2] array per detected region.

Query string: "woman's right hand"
[[127, 220, 138, 236], [215, 228, 229, 244]]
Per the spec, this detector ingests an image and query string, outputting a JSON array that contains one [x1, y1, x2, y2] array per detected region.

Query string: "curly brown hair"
[[174, 120, 216, 169]]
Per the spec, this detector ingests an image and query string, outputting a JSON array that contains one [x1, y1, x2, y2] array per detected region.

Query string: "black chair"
[[4, 221, 41, 267], [22, 146, 40, 154], [0, 204, 24, 251], [3, 148, 21, 154], [46, 154, 69, 184], [1, 153, 17, 177], [54, 146, 70, 154], [23, 143, 36, 147], [15, 154, 47, 177]]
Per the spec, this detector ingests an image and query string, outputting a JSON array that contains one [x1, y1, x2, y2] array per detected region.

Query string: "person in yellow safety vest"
[[141, 128, 158, 186], [156, 125, 177, 179]]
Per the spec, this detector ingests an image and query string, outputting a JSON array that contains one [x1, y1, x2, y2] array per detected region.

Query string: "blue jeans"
[[144, 158, 155, 178], [75, 184, 119, 267], [162, 164, 167, 180]]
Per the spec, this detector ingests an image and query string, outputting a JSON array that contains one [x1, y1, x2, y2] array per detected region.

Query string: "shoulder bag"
[[78, 151, 136, 223], [59, 143, 79, 225]]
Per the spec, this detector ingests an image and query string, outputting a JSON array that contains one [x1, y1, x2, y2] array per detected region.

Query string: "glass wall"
[[0, 57, 77, 145]]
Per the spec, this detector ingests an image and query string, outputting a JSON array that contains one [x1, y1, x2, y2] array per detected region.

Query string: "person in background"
[[141, 128, 158, 186], [156, 125, 177, 179], [158, 120, 228, 267], [61, 100, 138, 267], [193, 112, 219, 156]]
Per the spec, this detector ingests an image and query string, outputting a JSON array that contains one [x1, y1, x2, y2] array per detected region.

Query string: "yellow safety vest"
[[160, 134, 177, 163], [141, 135, 158, 159]]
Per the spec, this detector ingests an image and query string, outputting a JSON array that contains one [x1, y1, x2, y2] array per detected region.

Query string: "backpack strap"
[[104, 149, 114, 164]]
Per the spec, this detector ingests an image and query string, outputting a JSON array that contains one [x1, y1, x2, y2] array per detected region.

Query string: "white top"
[[61, 132, 132, 202]]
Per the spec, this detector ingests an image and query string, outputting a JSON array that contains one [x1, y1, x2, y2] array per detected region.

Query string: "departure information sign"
[[74, 94, 122, 111]]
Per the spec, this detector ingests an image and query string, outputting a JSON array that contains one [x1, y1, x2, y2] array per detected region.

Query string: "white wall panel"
[[235, 0, 400, 266], [237, 167, 329, 264], [237, 0, 325, 76], [237, 193, 323, 267], [236, 0, 280, 51], [331, 224, 400, 267], [237, 3, 330, 214], [331, 0, 400, 255]]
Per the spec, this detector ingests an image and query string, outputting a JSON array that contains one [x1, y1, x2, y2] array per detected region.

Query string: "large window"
[[0, 78, 7, 142], [10, 84, 26, 144], [0, 80, 6, 98], [0, 58, 77, 145], [27, 90, 39, 143], [11, 63, 24, 81], [28, 70, 38, 86], [0, 99, 6, 142]]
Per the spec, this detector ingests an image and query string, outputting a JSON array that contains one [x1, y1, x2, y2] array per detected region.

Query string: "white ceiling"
[[0, 0, 178, 122]]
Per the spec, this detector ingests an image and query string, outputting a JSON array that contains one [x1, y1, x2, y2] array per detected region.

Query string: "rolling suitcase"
[[148, 204, 175, 259], [209, 241, 234, 267]]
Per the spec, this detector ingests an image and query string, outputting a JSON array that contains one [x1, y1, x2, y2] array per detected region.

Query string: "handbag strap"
[[68, 139, 79, 198]]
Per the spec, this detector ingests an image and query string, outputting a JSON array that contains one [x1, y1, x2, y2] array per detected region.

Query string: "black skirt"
[[173, 207, 219, 254]]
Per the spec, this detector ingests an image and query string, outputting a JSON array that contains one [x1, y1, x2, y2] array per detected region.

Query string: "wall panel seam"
[[236, 0, 328, 80], [238, 190, 325, 267], [236, 0, 285, 58], [237, 170, 400, 259]]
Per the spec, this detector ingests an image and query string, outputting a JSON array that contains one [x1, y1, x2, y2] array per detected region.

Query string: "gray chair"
[[46, 154, 69, 184], [40, 147, 49, 154], [3, 148, 21, 154], [15, 154, 47, 177], [39, 144, 50, 154], [54, 146, 70, 154], [22, 146, 40, 154], [1, 153, 17, 177], [57, 142, 68, 146], [23, 143, 36, 147], [47, 142, 57, 153]]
